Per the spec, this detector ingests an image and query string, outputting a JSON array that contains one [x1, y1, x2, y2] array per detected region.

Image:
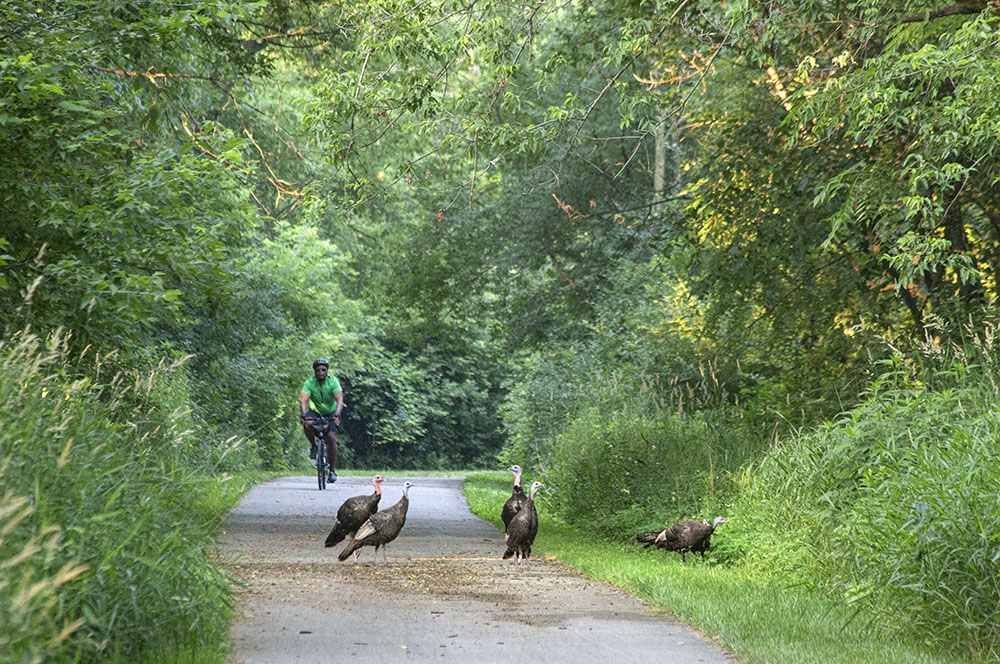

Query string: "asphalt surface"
[[218, 475, 734, 663]]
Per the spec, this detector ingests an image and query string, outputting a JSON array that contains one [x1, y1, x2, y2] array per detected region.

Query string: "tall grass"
[[534, 407, 757, 539], [0, 331, 234, 663], [728, 325, 1000, 660], [500, 348, 767, 539]]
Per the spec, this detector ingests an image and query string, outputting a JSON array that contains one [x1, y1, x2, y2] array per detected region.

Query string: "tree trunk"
[[653, 108, 667, 202]]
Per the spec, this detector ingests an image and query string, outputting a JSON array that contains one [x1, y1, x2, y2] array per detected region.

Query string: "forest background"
[[2, 0, 999, 662]]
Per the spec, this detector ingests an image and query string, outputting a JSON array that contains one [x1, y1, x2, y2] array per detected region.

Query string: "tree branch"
[[898, 0, 988, 24]]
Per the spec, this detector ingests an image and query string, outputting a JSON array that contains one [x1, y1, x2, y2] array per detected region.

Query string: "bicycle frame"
[[308, 415, 334, 490]]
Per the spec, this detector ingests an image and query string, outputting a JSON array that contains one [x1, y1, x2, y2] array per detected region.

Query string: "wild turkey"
[[500, 464, 527, 538], [503, 481, 543, 564], [636, 516, 727, 563], [636, 518, 709, 550], [338, 481, 412, 563], [324, 475, 384, 547]]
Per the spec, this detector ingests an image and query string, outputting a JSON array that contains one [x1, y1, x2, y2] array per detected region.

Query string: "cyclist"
[[300, 358, 343, 483]]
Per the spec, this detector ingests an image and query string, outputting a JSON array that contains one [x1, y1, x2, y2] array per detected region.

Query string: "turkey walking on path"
[[636, 516, 727, 563], [503, 481, 543, 564], [500, 464, 527, 539], [338, 481, 412, 563], [324, 475, 384, 547]]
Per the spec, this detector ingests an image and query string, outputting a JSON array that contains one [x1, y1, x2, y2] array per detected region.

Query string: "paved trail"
[[218, 475, 733, 664]]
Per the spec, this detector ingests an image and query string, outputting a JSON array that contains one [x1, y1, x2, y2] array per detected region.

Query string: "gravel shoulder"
[[218, 475, 734, 663]]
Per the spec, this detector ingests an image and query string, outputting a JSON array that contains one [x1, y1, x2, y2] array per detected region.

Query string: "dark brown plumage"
[[636, 516, 727, 563], [501, 464, 527, 537], [324, 475, 384, 547], [338, 481, 412, 563], [688, 517, 727, 561], [503, 481, 543, 564]]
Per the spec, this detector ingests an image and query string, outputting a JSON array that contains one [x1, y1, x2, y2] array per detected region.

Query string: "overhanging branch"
[[899, 0, 988, 24]]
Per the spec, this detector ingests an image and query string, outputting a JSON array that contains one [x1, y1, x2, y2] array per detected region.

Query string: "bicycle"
[[306, 415, 335, 490]]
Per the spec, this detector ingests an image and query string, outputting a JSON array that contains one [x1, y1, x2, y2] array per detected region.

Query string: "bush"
[[836, 397, 1000, 657], [537, 406, 758, 545]]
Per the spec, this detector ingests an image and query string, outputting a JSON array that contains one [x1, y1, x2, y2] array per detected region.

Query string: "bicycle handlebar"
[[304, 413, 340, 434]]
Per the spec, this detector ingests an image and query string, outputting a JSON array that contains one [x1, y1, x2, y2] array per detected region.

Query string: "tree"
[[730, 0, 1000, 330], [0, 0, 272, 354]]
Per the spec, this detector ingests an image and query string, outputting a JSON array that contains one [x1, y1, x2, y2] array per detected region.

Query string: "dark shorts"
[[304, 410, 338, 435]]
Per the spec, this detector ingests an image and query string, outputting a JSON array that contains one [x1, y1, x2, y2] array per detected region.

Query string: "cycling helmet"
[[312, 358, 329, 368]]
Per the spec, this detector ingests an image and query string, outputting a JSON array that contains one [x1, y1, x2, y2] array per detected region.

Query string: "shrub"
[[836, 399, 1000, 657]]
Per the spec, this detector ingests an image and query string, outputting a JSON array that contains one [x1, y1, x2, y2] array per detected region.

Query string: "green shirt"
[[301, 374, 342, 415]]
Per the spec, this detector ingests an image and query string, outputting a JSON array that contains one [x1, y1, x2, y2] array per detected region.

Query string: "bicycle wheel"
[[316, 438, 327, 490]]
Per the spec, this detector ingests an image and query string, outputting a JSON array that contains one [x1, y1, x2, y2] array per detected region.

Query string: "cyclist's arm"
[[333, 391, 344, 417], [300, 392, 311, 417]]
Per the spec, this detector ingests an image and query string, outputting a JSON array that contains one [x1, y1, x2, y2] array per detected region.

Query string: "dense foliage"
[[3, 0, 1000, 661]]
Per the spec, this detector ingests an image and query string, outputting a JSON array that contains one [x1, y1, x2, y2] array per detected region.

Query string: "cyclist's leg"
[[325, 431, 338, 477], [302, 411, 318, 458]]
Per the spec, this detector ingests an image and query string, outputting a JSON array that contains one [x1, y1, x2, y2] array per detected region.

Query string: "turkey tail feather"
[[338, 538, 360, 561], [636, 530, 660, 546], [325, 522, 346, 547], [354, 519, 376, 541]]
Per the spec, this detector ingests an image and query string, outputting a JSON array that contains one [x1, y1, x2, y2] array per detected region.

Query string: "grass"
[[50, 469, 291, 664], [199, 469, 287, 514], [462, 471, 979, 664]]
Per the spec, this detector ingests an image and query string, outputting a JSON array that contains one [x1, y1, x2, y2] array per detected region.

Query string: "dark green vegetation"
[[2, 0, 999, 662], [0, 333, 276, 663]]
